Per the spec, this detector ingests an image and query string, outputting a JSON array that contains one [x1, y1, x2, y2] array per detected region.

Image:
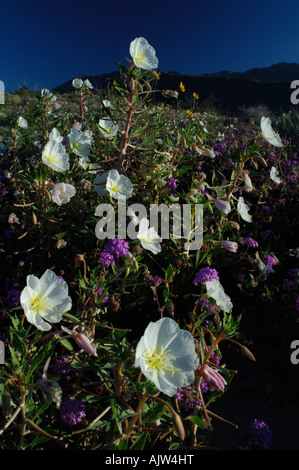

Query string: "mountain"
[[202, 62, 299, 83], [53, 63, 299, 115]]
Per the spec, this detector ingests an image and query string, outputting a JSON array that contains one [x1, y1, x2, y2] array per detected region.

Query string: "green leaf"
[[129, 430, 150, 450], [190, 416, 206, 428]]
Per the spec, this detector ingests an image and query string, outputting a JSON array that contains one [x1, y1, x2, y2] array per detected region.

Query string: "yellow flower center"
[[45, 153, 62, 164], [110, 183, 121, 194], [71, 142, 79, 151], [144, 347, 180, 375], [28, 293, 49, 315], [135, 51, 147, 65]]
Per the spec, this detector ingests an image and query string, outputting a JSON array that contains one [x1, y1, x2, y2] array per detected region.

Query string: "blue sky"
[[1, 0, 299, 92]]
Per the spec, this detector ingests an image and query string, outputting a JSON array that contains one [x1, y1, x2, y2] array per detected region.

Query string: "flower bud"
[[199, 364, 227, 392], [2, 388, 11, 419], [171, 411, 185, 440], [214, 199, 231, 215], [39, 379, 62, 407], [221, 240, 238, 253], [242, 171, 253, 192], [162, 89, 179, 99], [73, 330, 98, 357], [32, 212, 37, 225]]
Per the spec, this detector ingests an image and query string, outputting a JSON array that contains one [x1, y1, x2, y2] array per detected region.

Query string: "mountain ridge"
[[53, 62, 299, 114]]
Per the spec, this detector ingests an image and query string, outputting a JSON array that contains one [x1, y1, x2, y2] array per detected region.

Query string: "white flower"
[[49, 127, 64, 143], [69, 128, 92, 158], [129, 37, 158, 70], [137, 217, 162, 254], [106, 169, 133, 200], [102, 100, 115, 109], [242, 172, 253, 192], [98, 117, 119, 140], [270, 166, 282, 184], [72, 78, 83, 89], [20, 269, 72, 331], [17, 116, 28, 128], [41, 88, 54, 99], [42, 139, 70, 172], [205, 279, 233, 313], [93, 172, 108, 196], [83, 79, 93, 89], [237, 196, 252, 223], [51, 182, 76, 206], [135, 317, 199, 397], [260, 116, 283, 147]]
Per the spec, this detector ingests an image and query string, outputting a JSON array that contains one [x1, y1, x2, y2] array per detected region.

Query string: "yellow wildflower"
[[179, 82, 185, 92]]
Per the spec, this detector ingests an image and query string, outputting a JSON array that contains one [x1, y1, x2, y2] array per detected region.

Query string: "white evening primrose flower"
[[135, 317, 199, 397], [242, 171, 253, 192], [205, 279, 233, 313], [137, 217, 162, 254], [41, 88, 54, 100], [129, 37, 158, 70], [260, 116, 283, 147], [93, 172, 108, 196], [237, 196, 252, 223], [69, 128, 92, 158], [49, 127, 64, 143], [51, 182, 76, 206], [270, 166, 282, 184], [17, 116, 28, 128], [83, 79, 93, 89], [72, 78, 83, 89], [42, 139, 70, 172], [102, 100, 115, 109], [20, 269, 72, 331], [106, 169, 133, 200], [98, 117, 119, 140]]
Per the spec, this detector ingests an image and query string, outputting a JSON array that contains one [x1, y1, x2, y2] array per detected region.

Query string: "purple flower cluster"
[[99, 238, 130, 267], [99, 252, 115, 267], [51, 356, 73, 376], [193, 267, 219, 285], [262, 255, 277, 269], [166, 177, 177, 190], [144, 274, 164, 287], [5, 288, 20, 306], [105, 238, 129, 258], [242, 237, 258, 248], [249, 419, 272, 449], [283, 268, 299, 291], [175, 382, 207, 411], [261, 230, 276, 240], [97, 287, 109, 303], [60, 398, 86, 426]]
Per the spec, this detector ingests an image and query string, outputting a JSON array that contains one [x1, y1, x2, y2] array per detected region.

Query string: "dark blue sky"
[[2, 0, 299, 92]]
